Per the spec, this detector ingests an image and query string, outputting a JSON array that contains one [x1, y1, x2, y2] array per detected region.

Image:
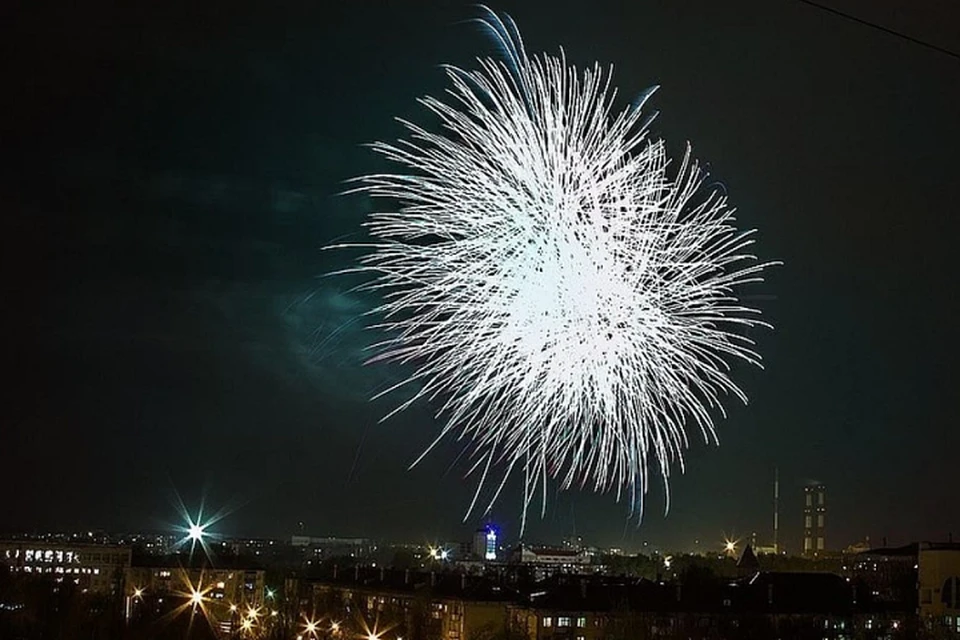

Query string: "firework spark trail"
[[336, 6, 776, 531]]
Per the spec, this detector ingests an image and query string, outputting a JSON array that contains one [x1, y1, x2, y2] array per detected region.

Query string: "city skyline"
[[4, 0, 960, 549]]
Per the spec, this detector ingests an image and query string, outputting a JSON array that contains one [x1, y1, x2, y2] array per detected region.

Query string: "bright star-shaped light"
[[188, 523, 205, 542], [168, 489, 236, 558]]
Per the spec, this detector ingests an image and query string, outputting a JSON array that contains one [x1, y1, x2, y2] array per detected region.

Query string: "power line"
[[796, 0, 960, 60]]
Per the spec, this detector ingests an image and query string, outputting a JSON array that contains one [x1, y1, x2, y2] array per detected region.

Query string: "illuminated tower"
[[473, 525, 498, 561], [802, 484, 826, 556]]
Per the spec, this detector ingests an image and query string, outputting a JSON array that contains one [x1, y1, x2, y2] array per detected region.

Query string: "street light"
[[188, 523, 205, 543]]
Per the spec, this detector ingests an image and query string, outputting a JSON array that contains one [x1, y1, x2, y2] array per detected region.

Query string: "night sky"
[[4, 0, 959, 552]]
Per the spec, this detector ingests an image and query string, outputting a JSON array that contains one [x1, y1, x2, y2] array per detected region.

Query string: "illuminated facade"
[[918, 542, 960, 634], [512, 545, 592, 567], [302, 569, 512, 640], [0, 540, 130, 594], [124, 560, 267, 632], [802, 484, 826, 556]]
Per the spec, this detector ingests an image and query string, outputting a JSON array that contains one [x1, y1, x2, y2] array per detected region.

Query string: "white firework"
[[341, 7, 775, 530]]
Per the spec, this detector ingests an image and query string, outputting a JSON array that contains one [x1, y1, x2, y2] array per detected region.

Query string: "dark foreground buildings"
[[288, 563, 915, 640], [2, 538, 959, 639]]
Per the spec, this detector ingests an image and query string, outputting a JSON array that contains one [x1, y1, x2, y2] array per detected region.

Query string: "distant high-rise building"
[[802, 484, 826, 556], [473, 525, 498, 560]]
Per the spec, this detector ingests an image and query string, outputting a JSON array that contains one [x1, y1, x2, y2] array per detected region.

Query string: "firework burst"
[[340, 7, 776, 529]]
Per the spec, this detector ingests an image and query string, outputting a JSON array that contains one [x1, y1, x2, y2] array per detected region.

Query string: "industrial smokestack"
[[773, 467, 780, 554]]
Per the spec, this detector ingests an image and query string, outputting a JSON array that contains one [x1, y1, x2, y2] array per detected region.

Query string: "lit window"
[[817, 514, 824, 528], [804, 516, 812, 528], [576, 617, 586, 628], [805, 494, 812, 507], [542, 617, 552, 628], [558, 617, 571, 627]]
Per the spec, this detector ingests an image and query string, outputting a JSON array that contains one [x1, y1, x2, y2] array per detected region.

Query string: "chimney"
[[354, 565, 360, 581], [773, 467, 780, 554], [580, 579, 587, 599], [767, 584, 774, 605], [461, 574, 466, 590], [380, 567, 385, 582], [404, 569, 410, 585], [333, 564, 338, 580], [430, 572, 436, 587]]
